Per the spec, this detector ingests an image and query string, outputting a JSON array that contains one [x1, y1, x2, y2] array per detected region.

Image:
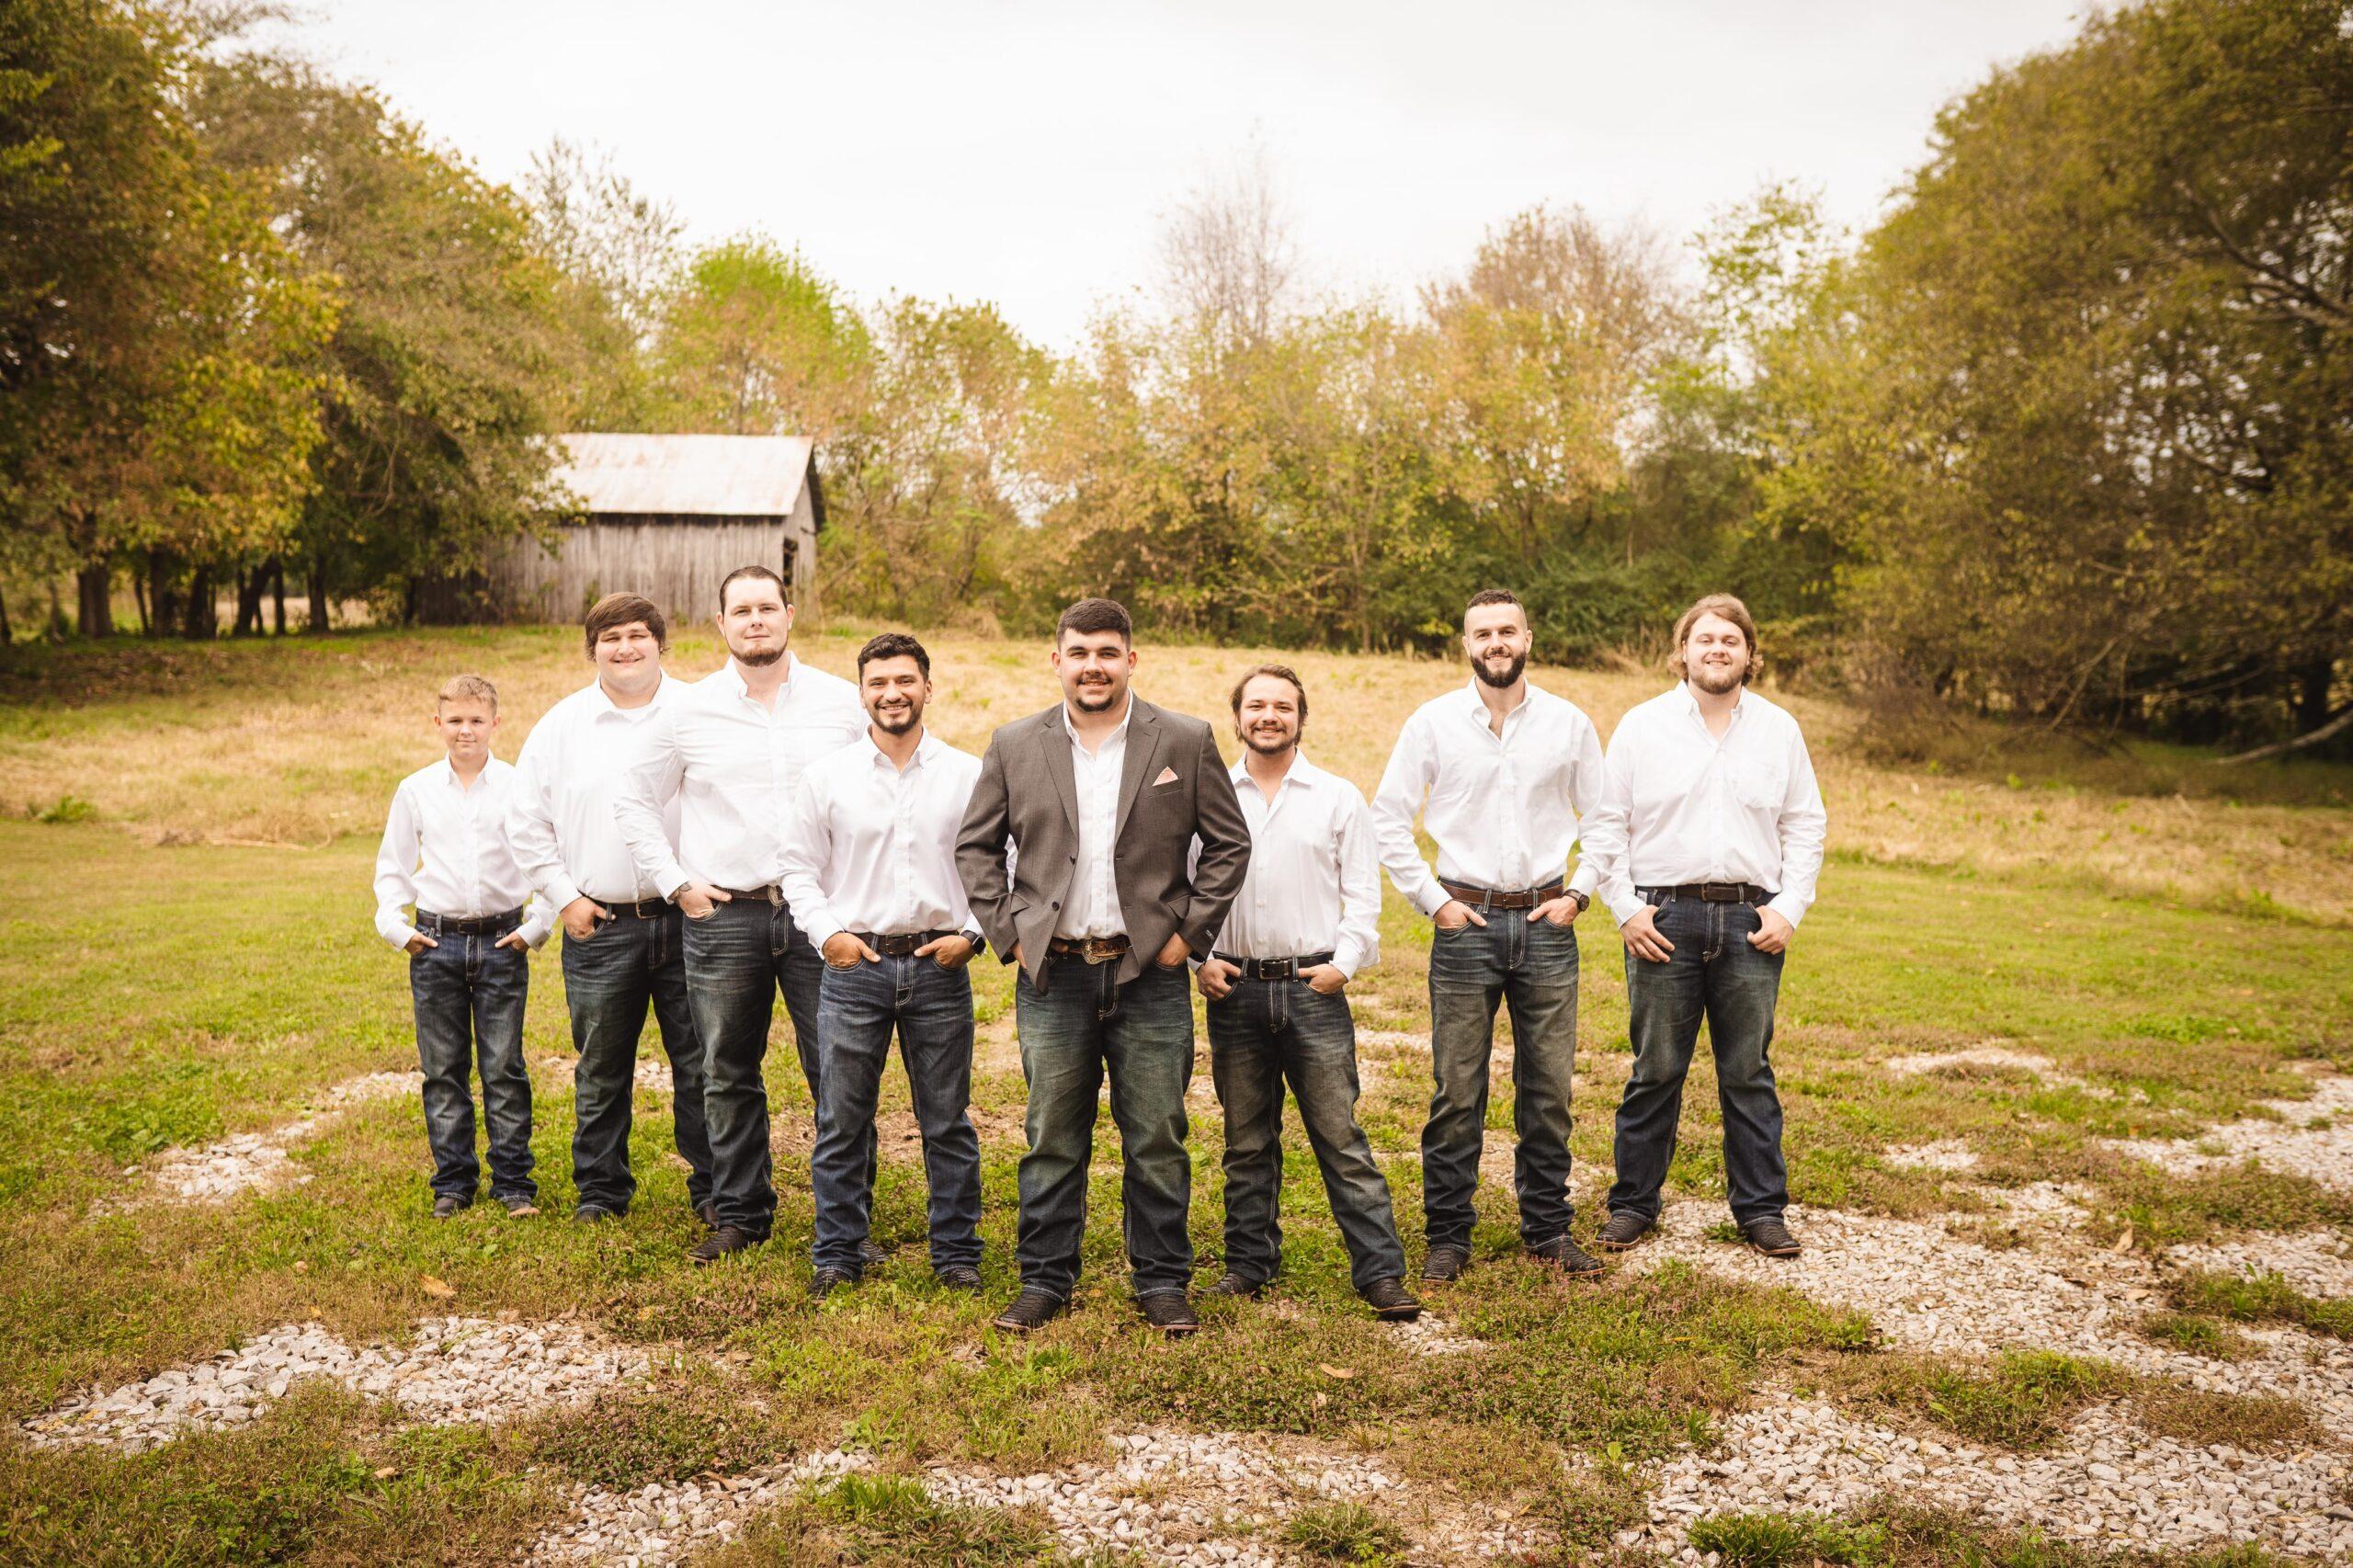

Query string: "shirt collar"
[[1460, 678, 1535, 722], [866, 727, 938, 770], [1675, 680, 1746, 722], [1062, 695, 1133, 750], [585, 672, 676, 717], [436, 756, 500, 790], [720, 653, 797, 699], [1227, 748, 1322, 790]]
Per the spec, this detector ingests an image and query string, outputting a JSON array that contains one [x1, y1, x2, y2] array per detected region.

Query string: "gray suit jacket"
[[956, 697, 1251, 988]]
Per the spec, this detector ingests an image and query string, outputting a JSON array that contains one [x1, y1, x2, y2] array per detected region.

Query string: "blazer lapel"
[[1035, 707, 1079, 831], [1114, 699, 1165, 839]]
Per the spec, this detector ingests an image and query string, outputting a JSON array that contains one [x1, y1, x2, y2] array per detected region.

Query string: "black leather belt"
[[1211, 951, 1335, 981], [855, 929, 956, 957], [714, 885, 782, 904], [1438, 880, 1566, 912], [1048, 935, 1131, 963], [415, 908, 523, 936], [589, 896, 671, 919], [1651, 882, 1774, 903]]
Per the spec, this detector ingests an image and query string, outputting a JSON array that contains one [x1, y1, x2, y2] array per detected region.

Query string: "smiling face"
[[1683, 611, 1751, 695], [717, 576, 791, 668], [1462, 601, 1531, 691], [592, 619, 665, 699], [860, 654, 929, 736], [1233, 672, 1302, 757], [1051, 627, 1135, 715], [433, 697, 498, 766]]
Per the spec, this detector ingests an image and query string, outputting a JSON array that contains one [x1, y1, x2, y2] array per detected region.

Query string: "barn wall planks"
[[488, 517, 802, 626]]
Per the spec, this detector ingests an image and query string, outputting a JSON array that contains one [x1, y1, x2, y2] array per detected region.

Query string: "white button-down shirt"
[[1370, 680, 1608, 916], [779, 729, 984, 949], [1209, 752, 1381, 978], [1583, 683, 1828, 929], [1059, 699, 1131, 939], [372, 756, 552, 952], [508, 675, 685, 911], [614, 654, 866, 896]]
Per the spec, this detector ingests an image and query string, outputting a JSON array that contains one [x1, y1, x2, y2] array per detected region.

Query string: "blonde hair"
[[1668, 594, 1763, 684], [436, 673, 500, 714]]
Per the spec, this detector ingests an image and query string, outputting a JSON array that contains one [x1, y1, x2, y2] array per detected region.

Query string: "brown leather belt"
[[1438, 880, 1565, 912], [1652, 882, 1774, 903], [855, 929, 956, 957], [1048, 935, 1132, 963], [1211, 951, 1334, 981]]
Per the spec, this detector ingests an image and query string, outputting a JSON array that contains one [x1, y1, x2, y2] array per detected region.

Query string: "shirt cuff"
[[1405, 876, 1448, 918], [380, 918, 417, 953], [802, 914, 846, 950], [544, 875, 584, 915], [519, 915, 553, 950], [655, 863, 690, 901], [1568, 863, 1599, 900], [1605, 891, 1648, 926], [1765, 892, 1808, 928], [1331, 947, 1365, 981]]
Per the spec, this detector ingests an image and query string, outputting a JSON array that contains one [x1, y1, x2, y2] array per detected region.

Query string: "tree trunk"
[[46, 578, 69, 640], [182, 565, 217, 640], [268, 559, 287, 635], [132, 571, 150, 635], [2296, 659, 2336, 735], [147, 550, 179, 640], [75, 563, 114, 638], [233, 568, 265, 637], [306, 562, 330, 633], [0, 586, 14, 645]]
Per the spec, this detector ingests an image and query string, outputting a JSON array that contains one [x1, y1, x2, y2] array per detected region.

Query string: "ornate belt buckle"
[[1700, 881, 1739, 902], [1083, 938, 1122, 964]]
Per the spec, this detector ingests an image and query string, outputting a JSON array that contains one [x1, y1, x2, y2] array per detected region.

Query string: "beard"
[[1239, 723, 1296, 756], [1069, 677, 1120, 711], [870, 701, 922, 734], [1472, 649, 1527, 689], [733, 643, 784, 668], [1689, 661, 1745, 695]]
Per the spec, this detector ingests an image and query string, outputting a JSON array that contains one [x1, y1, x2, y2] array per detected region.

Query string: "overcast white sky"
[[264, 0, 2090, 348]]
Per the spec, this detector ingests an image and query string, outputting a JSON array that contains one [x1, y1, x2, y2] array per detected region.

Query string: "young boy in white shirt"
[[372, 674, 551, 1220]]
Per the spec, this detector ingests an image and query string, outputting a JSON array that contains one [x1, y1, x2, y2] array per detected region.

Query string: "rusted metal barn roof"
[[552, 433, 815, 517]]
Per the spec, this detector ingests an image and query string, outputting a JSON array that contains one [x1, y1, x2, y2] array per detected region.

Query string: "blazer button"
[[1051, 901, 1060, 910]]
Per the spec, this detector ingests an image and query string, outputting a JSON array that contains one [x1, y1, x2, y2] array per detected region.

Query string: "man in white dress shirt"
[[373, 674, 552, 1221], [613, 565, 867, 1263], [1370, 588, 1608, 1284], [780, 633, 988, 1299], [1581, 595, 1827, 1259], [509, 593, 715, 1228], [1198, 666, 1420, 1322]]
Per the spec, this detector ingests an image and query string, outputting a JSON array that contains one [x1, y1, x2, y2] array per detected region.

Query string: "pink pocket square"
[[1153, 767, 1179, 787]]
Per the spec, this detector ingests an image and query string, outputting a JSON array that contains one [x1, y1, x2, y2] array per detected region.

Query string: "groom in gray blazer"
[[957, 597, 1251, 1336]]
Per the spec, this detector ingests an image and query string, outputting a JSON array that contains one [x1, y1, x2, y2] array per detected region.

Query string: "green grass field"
[[0, 626, 2347, 1565]]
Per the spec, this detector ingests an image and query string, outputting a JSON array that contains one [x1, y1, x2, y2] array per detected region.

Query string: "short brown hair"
[[1229, 664, 1308, 729], [1056, 597, 1131, 645], [437, 673, 499, 713], [718, 563, 787, 610], [1463, 587, 1525, 622], [583, 592, 666, 654], [1669, 593, 1763, 683]]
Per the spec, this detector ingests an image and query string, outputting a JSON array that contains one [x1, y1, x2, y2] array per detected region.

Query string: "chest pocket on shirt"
[[1734, 761, 1789, 812]]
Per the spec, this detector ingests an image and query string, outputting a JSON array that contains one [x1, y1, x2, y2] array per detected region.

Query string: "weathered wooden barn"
[[485, 434, 822, 625]]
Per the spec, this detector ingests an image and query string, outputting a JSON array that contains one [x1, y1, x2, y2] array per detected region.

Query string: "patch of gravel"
[[2165, 1230, 2353, 1301], [1882, 1140, 1981, 1171], [1629, 1395, 2353, 1562], [537, 1053, 676, 1093], [1383, 1312, 1487, 1357], [24, 1315, 647, 1453], [2108, 1072, 2353, 1195], [103, 1071, 423, 1208], [1625, 1200, 2353, 1438], [1880, 1045, 2075, 1083], [528, 1448, 870, 1564]]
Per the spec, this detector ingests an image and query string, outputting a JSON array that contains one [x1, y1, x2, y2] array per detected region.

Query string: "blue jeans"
[[811, 951, 983, 1274], [1013, 954, 1195, 1300], [1608, 892, 1789, 1227], [1424, 908, 1580, 1250], [409, 912, 534, 1203], [562, 906, 712, 1216], [1208, 977, 1406, 1293], [681, 894, 871, 1239]]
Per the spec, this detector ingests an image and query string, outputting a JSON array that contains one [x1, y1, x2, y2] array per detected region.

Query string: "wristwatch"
[[1567, 889, 1591, 913], [961, 928, 987, 956]]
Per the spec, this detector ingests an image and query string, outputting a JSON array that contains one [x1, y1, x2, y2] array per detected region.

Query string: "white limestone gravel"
[[23, 1315, 648, 1453], [1880, 1045, 2070, 1080], [2108, 1072, 2353, 1195], [528, 1448, 870, 1564], [102, 1071, 424, 1209], [2165, 1229, 2353, 1301], [1628, 1395, 2353, 1562], [1882, 1140, 1981, 1171]]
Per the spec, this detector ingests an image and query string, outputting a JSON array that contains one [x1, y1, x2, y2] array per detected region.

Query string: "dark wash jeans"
[[1608, 891, 1789, 1227], [562, 906, 712, 1216], [1424, 907, 1580, 1250], [811, 951, 982, 1274], [1207, 976, 1406, 1293], [1012, 954, 1195, 1300], [680, 893, 873, 1239], [409, 913, 534, 1203]]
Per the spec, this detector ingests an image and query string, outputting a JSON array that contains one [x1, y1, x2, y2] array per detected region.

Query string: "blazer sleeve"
[[955, 730, 1019, 962], [1182, 722, 1251, 957]]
